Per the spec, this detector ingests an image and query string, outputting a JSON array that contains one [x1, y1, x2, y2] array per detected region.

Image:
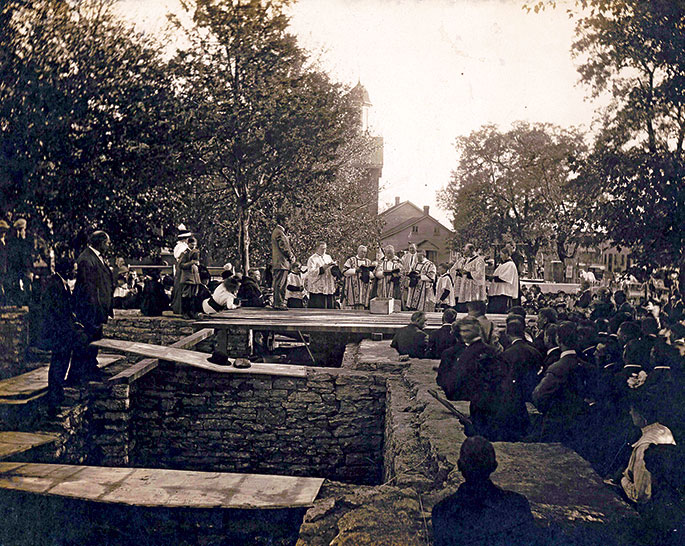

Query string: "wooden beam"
[[93, 339, 307, 378]]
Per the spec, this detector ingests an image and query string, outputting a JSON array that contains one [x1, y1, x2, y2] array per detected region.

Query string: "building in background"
[[349, 82, 383, 217], [379, 198, 454, 264]]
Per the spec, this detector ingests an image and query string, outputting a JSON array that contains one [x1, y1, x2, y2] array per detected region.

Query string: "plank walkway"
[[0, 354, 124, 405], [0, 462, 323, 509], [0, 432, 59, 460], [92, 339, 308, 378]]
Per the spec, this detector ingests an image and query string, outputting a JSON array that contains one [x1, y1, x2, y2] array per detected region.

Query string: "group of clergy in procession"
[[333, 241, 519, 314]]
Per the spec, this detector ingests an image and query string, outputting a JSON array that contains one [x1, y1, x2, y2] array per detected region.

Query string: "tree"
[[526, 0, 685, 267], [438, 121, 588, 272], [0, 0, 190, 257], [571, 0, 685, 266], [171, 0, 379, 273]]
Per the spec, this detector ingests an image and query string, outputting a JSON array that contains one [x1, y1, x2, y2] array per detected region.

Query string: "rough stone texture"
[[297, 481, 428, 546], [130, 363, 386, 485], [0, 307, 30, 380], [393, 353, 640, 543], [297, 342, 641, 545], [103, 311, 196, 347]]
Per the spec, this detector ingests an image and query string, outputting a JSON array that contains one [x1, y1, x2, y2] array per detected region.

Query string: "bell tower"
[[349, 81, 383, 217]]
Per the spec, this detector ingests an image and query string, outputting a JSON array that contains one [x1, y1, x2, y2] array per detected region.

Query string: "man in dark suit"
[[391, 311, 429, 358], [0, 220, 9, 305], [6, 218, 34, 305], [426, 308, 458, 358], [436, 322, 466, 390], [541, 323, 560, 375], [42, 258, 82, 408], [271, 213, 295, 310], [532, 321, 587, 442], [502, 318, 543, 402], [432, 436, 539, 546], [533, 307, 557, 354], [439, 317, 529, 441], [69, 231, 113, 383]]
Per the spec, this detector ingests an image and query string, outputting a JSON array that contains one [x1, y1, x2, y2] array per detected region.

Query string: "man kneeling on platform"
[[432, 436, 539, 546], [391, 311, 429, 359], [201, 272, 241, 314]]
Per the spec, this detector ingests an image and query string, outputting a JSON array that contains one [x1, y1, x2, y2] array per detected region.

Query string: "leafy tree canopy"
[[171, 0, 380, 272], [0, 0, 191, 257], [525, 0, 685, 267], [438, 121, 588, 269]]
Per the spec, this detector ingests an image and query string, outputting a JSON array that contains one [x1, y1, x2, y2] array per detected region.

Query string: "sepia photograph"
[[0, 0, 683, 544]]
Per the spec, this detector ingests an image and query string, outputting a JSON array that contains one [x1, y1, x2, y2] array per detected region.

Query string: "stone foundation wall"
[[103, 312, 195, 346], [0, 307, 29, 379], [130, 363, 386, 485]]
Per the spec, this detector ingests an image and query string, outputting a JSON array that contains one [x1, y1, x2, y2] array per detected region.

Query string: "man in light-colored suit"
[[271, 213, 295, 310]]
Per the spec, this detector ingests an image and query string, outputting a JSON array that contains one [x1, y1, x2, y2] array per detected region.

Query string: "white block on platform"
[[369, 297, 394, 314]]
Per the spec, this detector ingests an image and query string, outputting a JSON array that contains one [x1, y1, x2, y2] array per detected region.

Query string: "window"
[[433, 227, 440, 235], [411, 225, 419, 233]]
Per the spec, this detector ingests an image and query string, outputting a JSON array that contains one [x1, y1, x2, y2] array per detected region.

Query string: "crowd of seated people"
[[392, 283, 684, 537]]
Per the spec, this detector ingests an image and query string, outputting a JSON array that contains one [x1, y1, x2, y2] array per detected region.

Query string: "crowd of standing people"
[[268, 214, 522, 314]]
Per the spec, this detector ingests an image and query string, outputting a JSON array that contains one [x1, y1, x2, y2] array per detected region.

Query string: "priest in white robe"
[[306, 242, 337, 309], [487, 247, 519, 314]]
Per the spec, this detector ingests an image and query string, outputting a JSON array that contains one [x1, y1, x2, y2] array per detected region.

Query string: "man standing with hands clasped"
[[487, 247, 519, 314], [271, 213, 296, 311]]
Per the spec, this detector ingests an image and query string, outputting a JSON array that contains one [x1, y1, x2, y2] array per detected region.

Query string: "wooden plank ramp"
[[92, 339, 307, 378], [0, 354, 124, 405], [0, 463, 323, 509], [0, 432, 59, 460]]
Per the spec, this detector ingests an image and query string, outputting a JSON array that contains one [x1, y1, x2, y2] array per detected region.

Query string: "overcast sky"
[[119, 0, 602, 226]]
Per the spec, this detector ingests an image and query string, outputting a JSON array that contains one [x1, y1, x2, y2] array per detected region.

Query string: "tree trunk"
[[237, 202, 251, 274]]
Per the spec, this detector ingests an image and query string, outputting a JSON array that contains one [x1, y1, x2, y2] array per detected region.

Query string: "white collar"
[[560, 350, 576, 358], [466, 337, 482, 346], [88, 245, 101, 259], [56, 272, 69, 289], [547, 346, 559, 355]]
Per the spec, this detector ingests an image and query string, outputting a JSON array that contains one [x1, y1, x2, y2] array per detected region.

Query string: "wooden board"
[[196, 308, 528, 336], [91, 339, 307, 378], [0, 463, 324, 509], [0, 354, 125, 404], [0, 432, 59, 460]]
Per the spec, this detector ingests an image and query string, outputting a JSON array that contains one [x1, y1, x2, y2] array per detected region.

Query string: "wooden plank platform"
[[92, 339, 307, 378], [196, 308, 525, 335], [0, 463, 324, 509], [0, 432, 59, 460]]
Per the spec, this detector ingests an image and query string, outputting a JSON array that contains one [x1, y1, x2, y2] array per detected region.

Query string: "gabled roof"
[[379, 200, 423, 218], [415, 240, 440, 250], [380, 207, 454, 240]]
